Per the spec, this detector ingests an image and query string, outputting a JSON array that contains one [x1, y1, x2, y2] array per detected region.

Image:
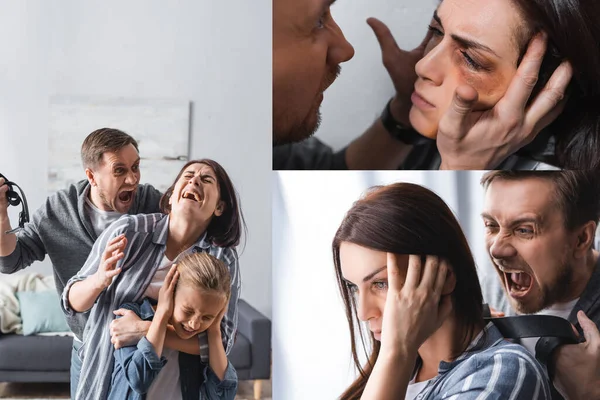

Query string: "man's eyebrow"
[[433, 9, 499, 57], [481, 213, 542, 226]]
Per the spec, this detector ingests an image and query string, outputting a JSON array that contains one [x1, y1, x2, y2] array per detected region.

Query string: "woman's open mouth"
[[498, 265, 534, 299]]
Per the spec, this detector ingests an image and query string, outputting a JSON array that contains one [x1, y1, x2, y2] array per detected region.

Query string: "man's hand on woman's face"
[[380, 254, 453, 356], [368, 18, 433, 127], [437, 32, 573, 170]]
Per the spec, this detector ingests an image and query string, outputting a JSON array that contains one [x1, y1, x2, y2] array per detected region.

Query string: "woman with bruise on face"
[[333, 183, 550, 399], [375, 0, 599, 170]]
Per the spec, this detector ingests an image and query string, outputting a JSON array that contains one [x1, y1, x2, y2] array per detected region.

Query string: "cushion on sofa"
[[16, 291, 71, 335]]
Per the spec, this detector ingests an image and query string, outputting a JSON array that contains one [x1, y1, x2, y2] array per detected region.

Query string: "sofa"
[[0, 299, 271, 399]]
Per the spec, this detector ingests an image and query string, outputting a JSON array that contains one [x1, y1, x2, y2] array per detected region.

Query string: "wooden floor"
[[0, 379, 272, 399]]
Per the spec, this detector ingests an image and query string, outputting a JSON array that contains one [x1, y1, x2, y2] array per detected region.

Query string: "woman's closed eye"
[[428, 25, 444, 37], [459, 50, 485, 71]]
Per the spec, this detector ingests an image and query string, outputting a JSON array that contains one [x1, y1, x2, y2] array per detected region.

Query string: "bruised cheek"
[[458, 67, 512, 111]]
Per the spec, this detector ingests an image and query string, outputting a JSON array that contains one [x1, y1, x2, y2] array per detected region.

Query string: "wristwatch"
[[380, 98, 433, 146]]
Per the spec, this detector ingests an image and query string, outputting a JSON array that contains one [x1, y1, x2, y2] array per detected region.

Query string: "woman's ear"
[[215, 200, 226, 217], [442, 268, 456, 295]]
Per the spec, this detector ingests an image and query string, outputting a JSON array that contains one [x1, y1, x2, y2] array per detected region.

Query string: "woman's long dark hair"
[[332, 183, 484, 400], [159, 159, 245, 248], [511, 0, 600, 168]]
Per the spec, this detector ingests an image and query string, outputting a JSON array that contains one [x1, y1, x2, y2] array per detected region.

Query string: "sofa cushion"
[[0, 334, 72, 371], [16, 291, 71, 335], [229, 333, 251, 369]]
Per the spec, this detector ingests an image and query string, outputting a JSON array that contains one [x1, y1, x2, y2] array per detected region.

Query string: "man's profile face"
[[482, 178, 579, 314], [273, 0, 355, 145]]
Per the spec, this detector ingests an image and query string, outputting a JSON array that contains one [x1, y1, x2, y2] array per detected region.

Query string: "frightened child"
[[107, 252, 237, 400]]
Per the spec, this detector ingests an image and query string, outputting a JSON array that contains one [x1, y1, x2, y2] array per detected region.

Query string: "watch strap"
[[380, 98, 433, 146]]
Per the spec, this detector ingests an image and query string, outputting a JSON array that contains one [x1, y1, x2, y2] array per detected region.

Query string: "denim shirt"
[[107, 299, 238, 400]]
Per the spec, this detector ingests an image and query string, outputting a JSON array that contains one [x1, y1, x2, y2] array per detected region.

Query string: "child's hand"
[[207, 303, 228, 336], [157, 264, 179, 318], [94, 234, 127, 290]]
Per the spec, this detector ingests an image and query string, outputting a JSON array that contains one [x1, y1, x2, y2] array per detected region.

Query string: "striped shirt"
[[60, 213, 241, 400], [414, 322, 551, 400]]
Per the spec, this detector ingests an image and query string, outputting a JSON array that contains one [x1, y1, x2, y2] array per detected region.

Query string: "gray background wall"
[[0, 0, 272, 318], [317, 0, 437, 150]]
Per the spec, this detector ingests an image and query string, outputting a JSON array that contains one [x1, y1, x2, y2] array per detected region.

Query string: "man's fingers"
[[501, 32, 547, 113], [439, 85, 478, 138], [113, 309, 127, 316], [577, 310, 600, 346], [386, 253, 403, 292], [367, 17, 402, 60], [416, 27, 433, 52], [524, 60, 572, 133]]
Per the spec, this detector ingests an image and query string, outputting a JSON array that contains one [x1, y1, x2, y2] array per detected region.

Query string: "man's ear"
[[215, 200, 226, 217], [573, 221, 597, 259], [442, 268, 456, 295], [85, 168, 95, 186]]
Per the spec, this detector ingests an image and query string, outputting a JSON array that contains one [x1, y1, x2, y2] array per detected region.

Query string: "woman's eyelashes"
[[346, 280, 389, 294], [427, 24, 486, 72]]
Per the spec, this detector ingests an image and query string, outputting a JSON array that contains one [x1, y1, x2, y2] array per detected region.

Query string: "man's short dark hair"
[[81, 128, 139, 170], [481, 171, 600, 231]]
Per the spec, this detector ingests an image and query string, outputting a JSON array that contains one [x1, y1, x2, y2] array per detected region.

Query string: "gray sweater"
[[0, 180, 162, 338]]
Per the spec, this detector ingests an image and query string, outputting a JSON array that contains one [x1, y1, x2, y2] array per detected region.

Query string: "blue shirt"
[[414, 322, 551, 399], [108, 299, 237, 400], [61, 213, 241, 400]]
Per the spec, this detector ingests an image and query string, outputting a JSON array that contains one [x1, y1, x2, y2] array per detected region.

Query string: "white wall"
[[317, 0, 438, 150], [0, 0, 271, 318], [273, 171, 493, 400]]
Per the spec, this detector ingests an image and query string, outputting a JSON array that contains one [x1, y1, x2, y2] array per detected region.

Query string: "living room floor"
[[0, 379, 272, 400]]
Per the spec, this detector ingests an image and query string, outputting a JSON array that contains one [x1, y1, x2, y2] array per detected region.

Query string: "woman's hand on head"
[[94, 234, 127, 291], [437, 32, 573, 169], [156, 264, 179, 318], [380, 254, 453, 356], [368, 18, 433, 127]]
